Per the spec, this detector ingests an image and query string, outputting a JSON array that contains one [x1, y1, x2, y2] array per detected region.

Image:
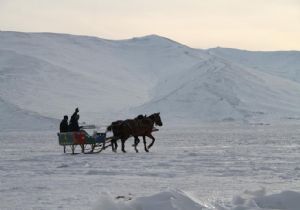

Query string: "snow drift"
[[231, 189, 300, 210], [93, 190, 208, 210], [93, 189, 300, 210]]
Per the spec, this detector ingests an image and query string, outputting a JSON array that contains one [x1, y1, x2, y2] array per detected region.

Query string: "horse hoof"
[[122, 150, 127, 153], [145, 149, 149, 153]]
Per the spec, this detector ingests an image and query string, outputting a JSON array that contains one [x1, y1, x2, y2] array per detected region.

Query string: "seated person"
[[60, 115, 69, 133], [69, 114, 80, 132]]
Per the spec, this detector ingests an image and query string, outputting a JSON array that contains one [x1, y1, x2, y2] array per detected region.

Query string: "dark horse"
[[106, 113, 163, 153]]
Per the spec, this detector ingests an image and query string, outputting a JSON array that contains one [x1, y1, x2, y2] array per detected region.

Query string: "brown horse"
[[107, 113, 163, 153]]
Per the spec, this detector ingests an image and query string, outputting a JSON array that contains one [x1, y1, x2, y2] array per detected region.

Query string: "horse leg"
[[115, 140, 118, 151], [111, 138, 118, 152], [114, 140, 118, 152], [121, 139, 126, 153], [133, 136, 140, 153], [143, 136, 149, 152], [111, 139, 115, 152], [147, 134, 155, 149], [132, 136, 140, 147]]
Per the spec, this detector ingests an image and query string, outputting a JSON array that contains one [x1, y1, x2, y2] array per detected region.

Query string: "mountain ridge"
[[1, 31, 300, 128]]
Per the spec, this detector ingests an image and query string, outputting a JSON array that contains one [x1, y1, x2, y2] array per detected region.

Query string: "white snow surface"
[[1, 31, 300, 209], [94, 189, 300, 210], [1, 124, 300, 209], [1, 31, 300, 128]]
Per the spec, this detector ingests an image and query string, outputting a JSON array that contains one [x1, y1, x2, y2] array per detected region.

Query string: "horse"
[[106, 120, 121, 152], [106, 113, 163, 153], [106, 119, 139, 153]]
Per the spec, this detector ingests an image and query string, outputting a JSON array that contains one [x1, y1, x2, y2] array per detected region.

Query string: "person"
[[60, 115, 69, 133], [69, 108, 80, 132]]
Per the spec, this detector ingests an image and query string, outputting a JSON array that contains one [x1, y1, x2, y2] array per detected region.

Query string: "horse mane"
[[148, 113, 157, 120]]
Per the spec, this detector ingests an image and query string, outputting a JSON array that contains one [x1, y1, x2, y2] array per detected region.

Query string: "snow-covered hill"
[[209, 47, 300, 83], [1, 31, 300, 129], [133, 56, 300, 123], [0, 32, 207, 127], [0, 98, 57, 130]]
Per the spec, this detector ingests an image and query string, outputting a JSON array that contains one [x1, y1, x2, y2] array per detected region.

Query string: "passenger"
[[69, 108, 80, 132], [60, 115, 69, 133], [70, 108, 79, 122]]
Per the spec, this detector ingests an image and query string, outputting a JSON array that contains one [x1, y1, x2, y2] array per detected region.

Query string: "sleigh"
[[57, 129, 113, 154]]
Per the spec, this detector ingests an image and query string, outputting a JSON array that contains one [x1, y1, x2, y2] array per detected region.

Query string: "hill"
[[1, 31, 300, 128]]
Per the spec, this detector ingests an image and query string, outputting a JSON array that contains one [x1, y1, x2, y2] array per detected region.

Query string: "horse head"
[[150, 112, 163, 126]]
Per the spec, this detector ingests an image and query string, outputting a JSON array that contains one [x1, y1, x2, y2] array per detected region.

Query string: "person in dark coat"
[[60, 115, 69, 132], [69, 108, 80, 132]]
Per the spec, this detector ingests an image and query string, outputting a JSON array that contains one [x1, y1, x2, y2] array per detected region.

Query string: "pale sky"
[[0, 0, 299, 50]]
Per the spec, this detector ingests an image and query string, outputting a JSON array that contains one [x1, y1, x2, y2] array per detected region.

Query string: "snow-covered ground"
[[1, 31, 300, 209], [1, 123, 300, 210]]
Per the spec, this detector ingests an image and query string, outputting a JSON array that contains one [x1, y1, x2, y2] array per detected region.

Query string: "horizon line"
[[1, 29, 299, 53]]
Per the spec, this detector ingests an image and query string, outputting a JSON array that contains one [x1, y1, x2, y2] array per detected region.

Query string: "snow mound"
[[93, 190, 207, 210], [93, 189, 300, 210], [230, 189, 300, 210], [254, 191, 300, 210]]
